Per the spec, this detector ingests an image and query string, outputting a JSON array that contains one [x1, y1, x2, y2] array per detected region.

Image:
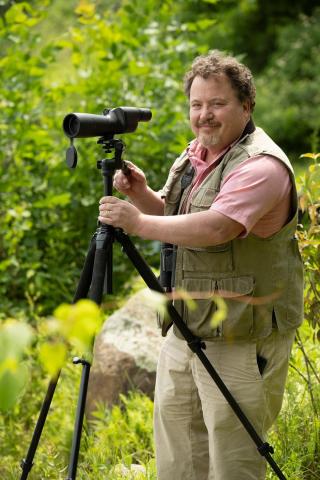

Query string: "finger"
[[99, 200, 116, 213], [122, 161, 131, 176], [123, 160, 135, 168], [114, 170, 127, 181], [98, 206, 113, 218], [99, 204, 110, 213], [114, 176, 130, 189], [121, 161, 141, 177], [99, 196, 118, 205], [114, 171, 131, 186], [130, 167, 143, 178], [98, 215, 112, 224]]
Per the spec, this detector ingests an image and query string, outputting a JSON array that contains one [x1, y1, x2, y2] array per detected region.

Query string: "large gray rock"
[[86, 288, 164, 414]]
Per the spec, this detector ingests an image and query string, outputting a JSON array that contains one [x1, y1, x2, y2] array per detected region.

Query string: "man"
[[98, 51, 304, 480]]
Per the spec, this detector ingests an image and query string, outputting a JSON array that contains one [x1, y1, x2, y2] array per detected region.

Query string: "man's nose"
[[199, 105, 214, 121]]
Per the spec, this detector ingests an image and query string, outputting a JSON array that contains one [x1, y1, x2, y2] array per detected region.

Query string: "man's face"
[[189, 74, 251, 152]]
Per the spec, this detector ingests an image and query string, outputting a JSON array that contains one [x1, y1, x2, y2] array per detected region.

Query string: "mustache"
[[197, 119, 220, 127]]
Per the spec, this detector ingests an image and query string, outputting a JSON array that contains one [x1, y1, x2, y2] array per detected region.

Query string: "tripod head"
[[65, 133, 130, 180], [96, 135, 129, 176]]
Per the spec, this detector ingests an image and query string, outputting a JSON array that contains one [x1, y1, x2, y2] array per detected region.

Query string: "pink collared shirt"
[[187, 139, 292, 238]]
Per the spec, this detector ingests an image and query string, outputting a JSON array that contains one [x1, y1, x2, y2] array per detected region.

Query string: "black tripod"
[[20, 136, 288, 480]]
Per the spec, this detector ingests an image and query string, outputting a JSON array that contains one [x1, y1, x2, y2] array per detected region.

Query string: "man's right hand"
[[113, 160, 164, 215], [113, 161, 147, 197]]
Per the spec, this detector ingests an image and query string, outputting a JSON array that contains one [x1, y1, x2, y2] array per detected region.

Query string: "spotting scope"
[[63, 107, 152, 138]]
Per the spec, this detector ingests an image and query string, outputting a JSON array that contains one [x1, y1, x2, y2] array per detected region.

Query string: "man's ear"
[[242, 100, 251, 118]]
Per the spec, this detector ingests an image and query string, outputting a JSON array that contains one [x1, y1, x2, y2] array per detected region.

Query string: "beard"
[[198, 131, 220, 148]]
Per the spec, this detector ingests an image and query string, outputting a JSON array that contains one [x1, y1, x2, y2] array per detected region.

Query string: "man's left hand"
[[98, 196, 143, 235]]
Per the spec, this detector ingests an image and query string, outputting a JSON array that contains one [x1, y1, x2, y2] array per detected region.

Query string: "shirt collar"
[[187, 118, 256, 167]]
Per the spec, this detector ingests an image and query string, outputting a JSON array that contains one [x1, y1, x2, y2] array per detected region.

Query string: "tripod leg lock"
[[20, 458, 33, 474], [73, 357, 91, 367], [187, 337, 206, 353], [257, 442, 274, 457]]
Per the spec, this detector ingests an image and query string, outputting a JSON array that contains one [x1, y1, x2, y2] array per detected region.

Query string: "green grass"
[[0, 322, 319, 479], [266, 323, 320, 479]]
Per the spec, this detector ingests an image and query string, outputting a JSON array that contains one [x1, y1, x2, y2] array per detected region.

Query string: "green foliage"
[[0, 0, 210, 319], [165, 0, 320, 157], [1, 0, 319, 319], [296, 153, 320, 332], [0, 368, 156, 479], [37, 298, 103, 376], [184, 0, 319, 73], [0, 320, 33, 411], [79, 393, 155, 478], [0, 299, 102, 411], [254, 9, 320, 156], [0, 1, 87, 318], [0, 360, 80, 479], [0, 323, 319, 479], [267, 323, 320, 479]]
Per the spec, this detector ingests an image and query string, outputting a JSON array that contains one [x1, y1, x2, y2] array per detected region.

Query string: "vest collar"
[[238, 117, 256, 143]]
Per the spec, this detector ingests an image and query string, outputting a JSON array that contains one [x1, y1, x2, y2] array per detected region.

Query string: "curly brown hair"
[[184, 50, 256, 111]]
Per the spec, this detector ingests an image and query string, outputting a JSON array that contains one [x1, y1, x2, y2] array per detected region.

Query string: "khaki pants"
[[154, 329, 295, 480]]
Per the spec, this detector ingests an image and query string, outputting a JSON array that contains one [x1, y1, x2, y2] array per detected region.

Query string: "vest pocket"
[[189, 187, 219, 210], [181, 276, 255, 339], [181, 277, 221, 338], [216, 276, 255, 339], [183, 244, 233, 273]]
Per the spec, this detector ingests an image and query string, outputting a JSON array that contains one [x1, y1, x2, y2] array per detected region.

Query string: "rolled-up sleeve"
[[210, 155, 292, 237]]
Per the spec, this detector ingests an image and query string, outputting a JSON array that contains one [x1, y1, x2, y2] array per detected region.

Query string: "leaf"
[[5, 3, 31, 24], [33, 193, 71, 208], [38, 342, 67, 376], [210, 296, 228, 328], [75, 1, 96, 18], [0, 321, 33, 411], [0, 321, 33, 363], [0, 364, 29, 411], [173, 289, 197, 310], [300, 153, 320, 160], [196, 19, 217, 30], [299, 194, 306, 212], [53, 300, 103, 351], [140, 289, 167, 313]]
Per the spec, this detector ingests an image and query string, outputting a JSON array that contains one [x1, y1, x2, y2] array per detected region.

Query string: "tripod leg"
[[73, 235, 96, 302], [66, 359, 91, 480], [115, 229, 287, 480], [89, 226, 114, 303], [115, 229, 202, 343], [20, 234, 98, 478], [65, 232, 113, 477], [20, 374, 60, 480]]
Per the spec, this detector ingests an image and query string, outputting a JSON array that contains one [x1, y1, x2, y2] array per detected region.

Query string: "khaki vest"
[[162, 127, 304, 341]]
